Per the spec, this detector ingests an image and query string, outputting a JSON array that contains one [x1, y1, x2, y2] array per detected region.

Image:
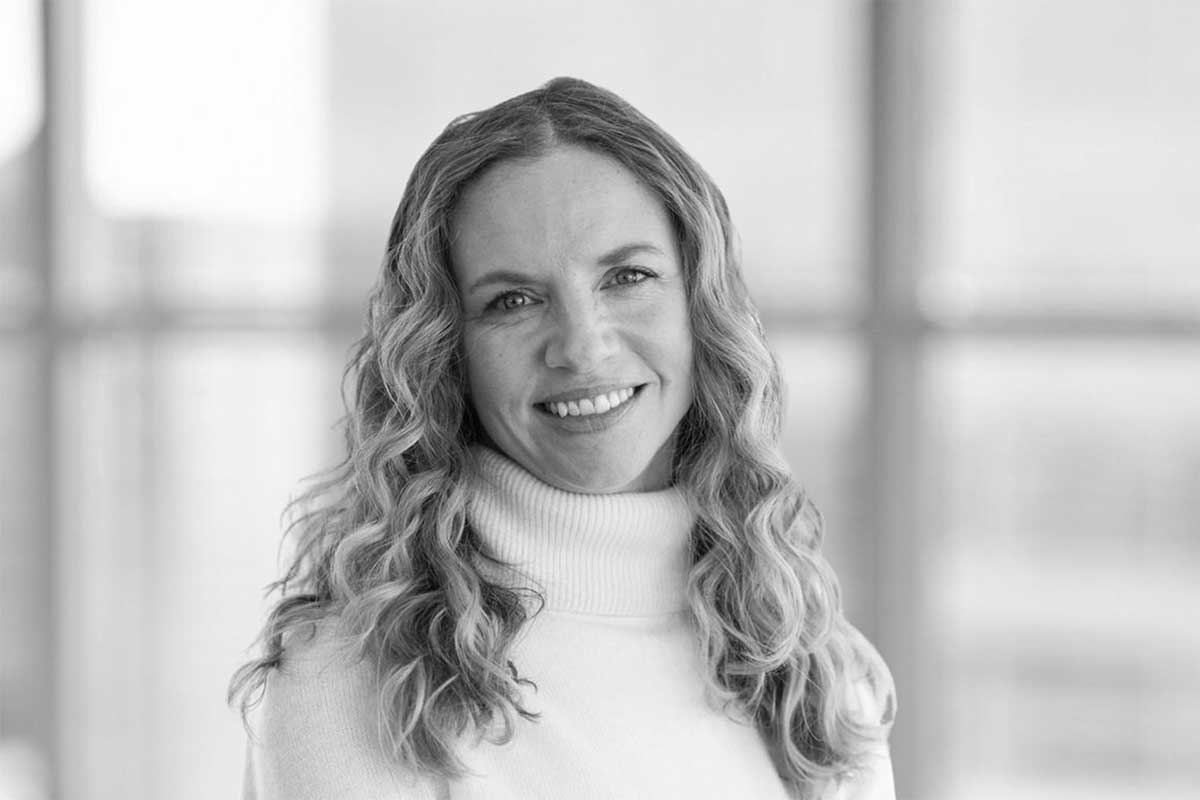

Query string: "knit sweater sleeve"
[[242, 621, 448, 800]]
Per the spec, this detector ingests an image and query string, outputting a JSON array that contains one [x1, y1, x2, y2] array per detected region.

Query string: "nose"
[[543, 298, 618, 372]]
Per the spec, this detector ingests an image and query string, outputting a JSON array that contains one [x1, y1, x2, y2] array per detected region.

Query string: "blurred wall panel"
[[55, 336, 152, 800], [914, 6, 1200, 795], [146, 333, 341, 799], [0, 131, 45, 319], [54, 334, 343, 799], [923, 0, 1200, 317], [74, 0, 330, 316], [1, 2, 50, 798], [48, 2, 344, 798], [927, 340, 1200, 800], [83, 0, 327, 225], [0, 339, 51, 800]]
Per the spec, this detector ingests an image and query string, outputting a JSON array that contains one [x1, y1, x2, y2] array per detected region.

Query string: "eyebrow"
[[466, 242, 667, 295], [596, 241, 666, 267], [467, 269, 537, 295]]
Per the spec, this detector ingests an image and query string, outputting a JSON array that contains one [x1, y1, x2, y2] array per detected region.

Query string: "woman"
[[231, 77, 895, 799]]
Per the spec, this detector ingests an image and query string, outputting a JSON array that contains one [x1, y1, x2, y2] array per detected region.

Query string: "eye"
[[484, 290, 535, 313], [607, 267, 655, 287]]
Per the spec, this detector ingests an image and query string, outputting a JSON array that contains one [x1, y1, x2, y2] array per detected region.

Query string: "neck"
[[466, 445, 696, 616]]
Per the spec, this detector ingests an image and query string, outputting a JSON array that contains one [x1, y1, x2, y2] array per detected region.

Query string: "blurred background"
[[1, 1, 1198, 798]]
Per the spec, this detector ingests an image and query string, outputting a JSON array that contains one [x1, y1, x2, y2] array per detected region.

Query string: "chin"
[[544, 453, 667, 494]]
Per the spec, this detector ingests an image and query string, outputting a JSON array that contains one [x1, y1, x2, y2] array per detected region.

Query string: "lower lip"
[[536, 386, 645, 433]]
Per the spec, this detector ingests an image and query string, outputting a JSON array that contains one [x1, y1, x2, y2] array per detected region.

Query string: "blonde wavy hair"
[[230, 76, 894, 797]]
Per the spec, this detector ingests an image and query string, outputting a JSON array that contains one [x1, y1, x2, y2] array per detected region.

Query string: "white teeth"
[[543, 386, 638, 418]]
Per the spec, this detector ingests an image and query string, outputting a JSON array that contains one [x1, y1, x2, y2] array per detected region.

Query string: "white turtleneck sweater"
[[243, 447, 894, 799]]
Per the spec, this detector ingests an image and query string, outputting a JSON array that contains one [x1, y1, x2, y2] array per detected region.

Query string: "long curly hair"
[[229, 76, 894, 796]]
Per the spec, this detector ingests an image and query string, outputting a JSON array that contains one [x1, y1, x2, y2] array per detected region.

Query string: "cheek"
[[644, 296, 694, 381], [464, 329, 526, 418], [673, 333, 696, 404], [624, 299, 694, 405]]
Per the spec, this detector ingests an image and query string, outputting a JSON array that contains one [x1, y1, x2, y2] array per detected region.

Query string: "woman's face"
[[451, 145, 694, 494]]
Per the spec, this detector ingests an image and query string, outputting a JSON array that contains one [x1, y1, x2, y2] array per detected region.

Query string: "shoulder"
[[259, 618, 377, 737], [245, 617, 447, 800], [273, 617, 366, 688]]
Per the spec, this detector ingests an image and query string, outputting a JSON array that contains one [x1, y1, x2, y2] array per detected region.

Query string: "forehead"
[[449, 146, 676, 272]]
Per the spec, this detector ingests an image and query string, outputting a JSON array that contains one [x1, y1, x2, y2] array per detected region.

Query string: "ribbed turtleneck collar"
[[466, 446, 695, 617]]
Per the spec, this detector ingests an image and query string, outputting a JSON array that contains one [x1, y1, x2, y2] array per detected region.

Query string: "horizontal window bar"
[[3, 307, 1199, 339]]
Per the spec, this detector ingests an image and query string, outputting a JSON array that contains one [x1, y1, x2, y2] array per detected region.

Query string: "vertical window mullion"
[[864, 1, 937, 797], [36, 1, 59, 797]]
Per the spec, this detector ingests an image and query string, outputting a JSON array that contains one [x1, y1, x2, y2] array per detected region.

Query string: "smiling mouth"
[[538, 385, 644, 418]]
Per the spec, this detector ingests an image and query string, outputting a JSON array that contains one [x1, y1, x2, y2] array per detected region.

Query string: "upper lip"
[[536, 383, 644, 405]]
